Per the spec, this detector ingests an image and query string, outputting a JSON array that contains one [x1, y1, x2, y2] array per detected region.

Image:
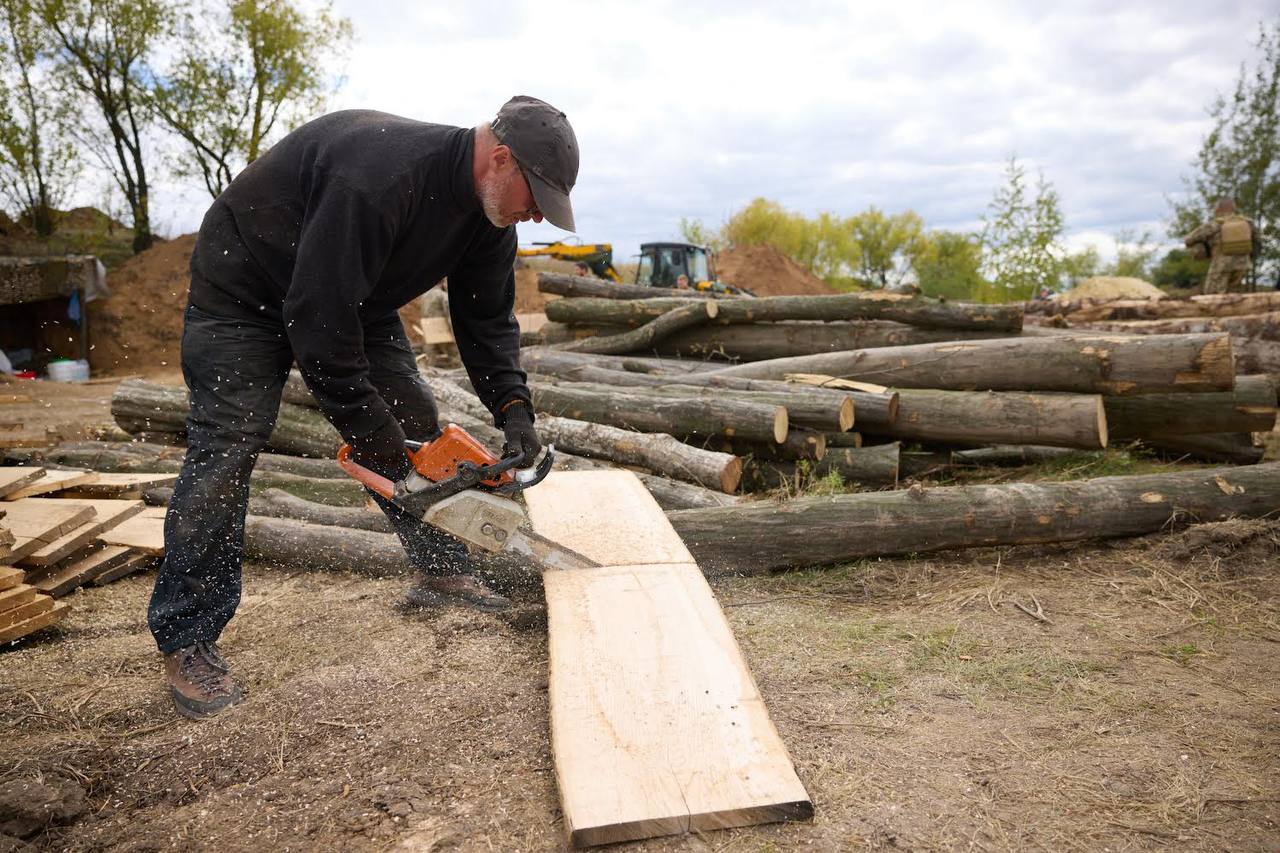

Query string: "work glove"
[[501, 401, 541, 463]]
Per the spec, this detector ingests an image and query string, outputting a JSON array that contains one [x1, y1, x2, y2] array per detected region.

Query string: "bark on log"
[[1143, 433, 1266, 465], [548, 292, 1021, 332], [1056, 292, 1280, 323], [531, 384, 789, 444], [244, 515, 410, 577], [534, 377, 853, 433], [559, 300, 716, 355], [112, 379, 342, 457], [282, 370, 319, 407], [1077, 311, 1280, 342], [545, 296, 708, 326], [537, 271, 730, 300], [708, 333, 1236, 395], [249, 488, 393, 532], [649, 321, 1013, 361], [15, 440, 346, 478], [533, 321, 629, 344], [1235, 339, 1280, 376], [743, 443, 900, 491], [535, 414, 742, 493], [521, 348, 899, 431], [1104, 375, 1278, 440], [824, 432, 863, 448], [669, 462, 1280, 574], [882, 389, 1109, 450], [708, 428, 827, 462], [950, 445, 1081, 467]]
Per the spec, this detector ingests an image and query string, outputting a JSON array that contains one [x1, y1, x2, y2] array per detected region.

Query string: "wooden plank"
[[0, 600, 70, 644], [59, 472, 177, 497], [1, 500, 97, 563], [3, 469, 97, 500], [17, 499, 142, 568], [0, 566, 24, 591], [91, 553, 161, 586], [419, 311, 546, 345], [524, 471, 694, 566], [0, 467, 45, 499], [0, 583, 39, 612], [0, 426, 57, 449], [30, 498, 145, 528], [526, 471, 811, 847], [98, 511, 165, 555], [0, 595, 54, 630], [33, 545, 133, 597]]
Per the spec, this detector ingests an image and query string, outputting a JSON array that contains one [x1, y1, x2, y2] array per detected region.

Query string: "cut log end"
[[1096, 397, 1109, 449], [838, 397, 855, 432], [773, 407, 790, 444], [721, 457, 744, 494]]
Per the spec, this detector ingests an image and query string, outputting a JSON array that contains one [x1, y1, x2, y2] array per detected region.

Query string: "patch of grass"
[[1158, 643, 1202, 665], [854, 668, 900, 708], [944, 448, 1196, 488]]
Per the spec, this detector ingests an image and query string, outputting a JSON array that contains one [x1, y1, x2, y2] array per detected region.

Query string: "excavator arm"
[[516, 241, 621, 282]]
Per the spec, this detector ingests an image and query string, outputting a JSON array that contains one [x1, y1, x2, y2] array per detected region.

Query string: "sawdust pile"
[[716, 244, 836, 297], [87, 234, 193, 374], [1057, 276, 1166, 303]]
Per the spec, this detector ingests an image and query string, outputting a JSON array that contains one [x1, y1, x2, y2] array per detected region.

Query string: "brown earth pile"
[[514, 267, 550, 313], [86, 234, 194, 374], [716, 244, 836, 297], [1057, 276, 1166, 302]]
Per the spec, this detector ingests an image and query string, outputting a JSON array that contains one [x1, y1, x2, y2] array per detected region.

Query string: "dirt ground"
[[4, 382, 1279, 852]]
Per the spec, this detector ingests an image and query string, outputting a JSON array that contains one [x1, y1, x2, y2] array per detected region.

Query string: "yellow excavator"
[[517, 240, 751, 295], [516, 241, 621, 282]]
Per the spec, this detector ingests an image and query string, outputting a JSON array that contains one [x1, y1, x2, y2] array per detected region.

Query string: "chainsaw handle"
[[336, 444, 397, 501]]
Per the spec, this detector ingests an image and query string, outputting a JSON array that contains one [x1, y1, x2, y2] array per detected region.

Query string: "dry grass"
[[2, 520, 1277, 850]]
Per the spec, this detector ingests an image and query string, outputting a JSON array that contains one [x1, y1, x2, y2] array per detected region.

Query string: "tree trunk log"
[[950, 445, 1080, 467], [282, 370, 319, 407], [879, 389, 1109, 449], [546, 291, 1021, 331], [1076, 311, 1280, 342], [533, 321, 630, 344], [707, 428, 827, 462], [531, 384, 789, 444], [112, 379, 342, 457], [1104, 375, 1278, 440], [243, 515, 410, 577], [249, 488, 393, 532], [1235, 339, 1280, 376], [14, 440, 347, 479], [538, 271, 730, 300], [1058, 292, 1280, 323], [669, 462, 1280, 574], [709, 333, 1236, 395], [559, 300, 716, 355], [546, 296, 708, 326], [1143, 433, 1266, 464], [650, 321, 1013, 361], [535, 414, 742, 493], [534, 377, 853, 433], [744, 443, 900, 491], [521, 348, 899, 431]]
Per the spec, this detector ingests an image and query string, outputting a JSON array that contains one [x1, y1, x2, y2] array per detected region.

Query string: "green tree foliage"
[[0, 0, 79, 235], [150, 0, 352, 198], [1169, 20, 1280, 287], [978, 156, 1065, 302], [908, 230, 986, 300], [846, 206, 923, 288], [677, 216, 724, 251], [1061, 246, 1102, 288], [1109, 228, 1159, 279], [41, 0, 172, 253], [1150, 248, 1210, 290]]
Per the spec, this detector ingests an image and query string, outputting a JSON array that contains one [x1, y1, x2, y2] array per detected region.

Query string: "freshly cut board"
[[17, 499, 143, 567], [91, 553, 159, 586], [97, 506, 165, 555], [525, 471, 811, 847], [0, 583, 38, 612], [0, 467, 45, 499], [0, 594, 54, 630], [61, 472, 178, 497], [0, 599, 70, 644], [3, 469, 97, 500], [33, 545, 133, 597], [2, 501, 97, 562], [0, 566, 24, 590]]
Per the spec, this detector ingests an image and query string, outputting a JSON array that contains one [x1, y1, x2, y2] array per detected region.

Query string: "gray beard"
[[478, 169, 514, 228]]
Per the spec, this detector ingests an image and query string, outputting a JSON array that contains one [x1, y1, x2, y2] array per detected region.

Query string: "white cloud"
[[140, 0, 1272, 272]]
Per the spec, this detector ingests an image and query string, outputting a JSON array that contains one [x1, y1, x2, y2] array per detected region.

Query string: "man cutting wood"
[[149, 96, 579, 719]]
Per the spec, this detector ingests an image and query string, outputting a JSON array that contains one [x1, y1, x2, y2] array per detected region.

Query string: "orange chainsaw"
[[337, 424, 598, 571]]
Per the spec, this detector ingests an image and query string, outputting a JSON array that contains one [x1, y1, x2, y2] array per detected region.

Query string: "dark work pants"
[[147, 304, 466, 654]]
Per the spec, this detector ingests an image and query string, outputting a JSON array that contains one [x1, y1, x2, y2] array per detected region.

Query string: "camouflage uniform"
[[1184, 214, 1259, 294]]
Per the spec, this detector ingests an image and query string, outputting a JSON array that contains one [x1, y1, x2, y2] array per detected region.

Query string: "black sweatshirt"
[[187, 110, 529, 469]]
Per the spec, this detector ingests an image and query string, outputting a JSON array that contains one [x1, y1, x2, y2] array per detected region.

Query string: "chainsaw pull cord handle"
[[336, 444, 399, 501]]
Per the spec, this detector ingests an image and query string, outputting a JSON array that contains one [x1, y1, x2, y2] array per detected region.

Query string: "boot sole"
[[170, 685, 244, 720]]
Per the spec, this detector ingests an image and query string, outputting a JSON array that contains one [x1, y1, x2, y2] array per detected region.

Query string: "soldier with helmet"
[[1183, 198, 1260, 293]]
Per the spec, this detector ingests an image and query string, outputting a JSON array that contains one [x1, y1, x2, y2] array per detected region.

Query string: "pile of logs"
[[1026, 290, 1280, 376], [72, 272, 1277, 576]]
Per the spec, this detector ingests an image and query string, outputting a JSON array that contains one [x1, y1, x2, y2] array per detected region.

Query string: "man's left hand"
[[502, 402, 541, 463]]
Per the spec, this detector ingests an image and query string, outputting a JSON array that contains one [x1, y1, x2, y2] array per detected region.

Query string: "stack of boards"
[[0, 467, 172, 646]]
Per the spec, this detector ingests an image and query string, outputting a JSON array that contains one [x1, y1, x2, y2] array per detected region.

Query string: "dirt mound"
[[716, 244, 835, 297], [86, 234, 194, 374], [514, 267, 550, 313], [1057, 276, 1165, 302]]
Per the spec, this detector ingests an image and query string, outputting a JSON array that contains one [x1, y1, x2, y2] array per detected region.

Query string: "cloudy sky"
[[151, 0, 1275, 264]]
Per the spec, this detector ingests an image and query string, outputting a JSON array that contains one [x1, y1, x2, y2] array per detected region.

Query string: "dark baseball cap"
[[491, 95, 578, 232]]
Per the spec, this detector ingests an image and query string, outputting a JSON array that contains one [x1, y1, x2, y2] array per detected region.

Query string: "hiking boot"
[[404, 573, 512, 612], [163, 640, 244, 720]]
